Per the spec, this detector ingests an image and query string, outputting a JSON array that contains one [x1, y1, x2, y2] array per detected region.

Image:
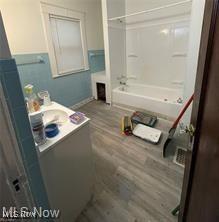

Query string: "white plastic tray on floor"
[[133, 124, 162, 144]]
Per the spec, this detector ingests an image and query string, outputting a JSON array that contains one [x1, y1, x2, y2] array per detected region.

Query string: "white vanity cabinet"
[[38, 102, 93, 221]]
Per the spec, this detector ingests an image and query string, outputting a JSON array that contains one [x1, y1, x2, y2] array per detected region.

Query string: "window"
[[41, 3, 89, 78]]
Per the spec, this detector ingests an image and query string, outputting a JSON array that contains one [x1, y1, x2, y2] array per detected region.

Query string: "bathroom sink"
[[42, 109, 69, 126]]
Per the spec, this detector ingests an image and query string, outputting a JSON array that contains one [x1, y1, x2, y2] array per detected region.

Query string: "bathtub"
[[112, 84, 183, 119]]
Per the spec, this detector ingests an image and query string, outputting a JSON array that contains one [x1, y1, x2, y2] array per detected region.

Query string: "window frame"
[[41, 3, 89, 78]]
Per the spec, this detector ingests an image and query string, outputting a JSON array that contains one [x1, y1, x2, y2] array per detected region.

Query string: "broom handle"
[[172, 94, 194, 129]]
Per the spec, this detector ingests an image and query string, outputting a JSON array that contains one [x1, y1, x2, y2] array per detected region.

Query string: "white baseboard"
[[70, 97, 94, 110]]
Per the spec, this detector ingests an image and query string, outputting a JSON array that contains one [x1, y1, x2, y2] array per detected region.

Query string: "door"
[[0, 82, 34, 219], [180, 0, 219, 221]]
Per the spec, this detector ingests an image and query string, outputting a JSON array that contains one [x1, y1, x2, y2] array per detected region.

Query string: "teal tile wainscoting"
[[0, 59, 50, 210], [14, 50, 105, 107], [88, 50, 105, 73]]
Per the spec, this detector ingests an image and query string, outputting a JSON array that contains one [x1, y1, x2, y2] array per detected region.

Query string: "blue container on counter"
[[45, 123, 59, 138]]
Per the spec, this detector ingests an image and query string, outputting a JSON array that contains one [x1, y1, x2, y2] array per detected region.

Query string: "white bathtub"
[[112, 84, 183, 118]]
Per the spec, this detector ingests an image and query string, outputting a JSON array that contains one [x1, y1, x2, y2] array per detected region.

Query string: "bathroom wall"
[[0, 0, 104, 53], [107, 0, 126, 89], [125, 0, 191, 90], [182, 0, 206, 124], [0, 0, 105, 107], [108, 24, 126, 89], [13, 51, 105, 107], [106, 0, 191, 91], [126, 17, 190, 89]]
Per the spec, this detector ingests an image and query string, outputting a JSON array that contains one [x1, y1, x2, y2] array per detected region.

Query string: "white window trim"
[[41, 3, 89, 78]]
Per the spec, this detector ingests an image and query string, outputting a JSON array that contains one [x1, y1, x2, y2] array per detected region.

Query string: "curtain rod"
[[108, 0, 192, 21]]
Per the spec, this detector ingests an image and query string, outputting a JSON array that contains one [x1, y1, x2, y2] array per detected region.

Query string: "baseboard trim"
[[70, 97, 94, 110]]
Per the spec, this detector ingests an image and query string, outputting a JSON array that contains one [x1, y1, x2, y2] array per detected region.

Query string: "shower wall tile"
[[20, 136, 39, 167], [2, 71, 26, 109], [0, 73, 7, 95], [14, 50, 105, 107], [27, 162, 50, 209], [9, 105, 32, 141], [0, 59, 17, 72], [88, 50, 105, 73]]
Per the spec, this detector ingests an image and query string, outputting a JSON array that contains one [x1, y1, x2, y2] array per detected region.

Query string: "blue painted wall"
[[0, 59, 50, 210], [13, 50, 105, 107]]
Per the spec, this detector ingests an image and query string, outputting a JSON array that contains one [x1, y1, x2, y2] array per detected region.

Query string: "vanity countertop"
[[37, 101, 90, 155]]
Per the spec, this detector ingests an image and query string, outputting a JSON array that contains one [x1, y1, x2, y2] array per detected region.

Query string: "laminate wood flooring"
[[76, 101, 184, 222]]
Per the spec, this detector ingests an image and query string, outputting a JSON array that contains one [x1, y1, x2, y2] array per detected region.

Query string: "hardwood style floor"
[[76, 101, 184, 222]]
